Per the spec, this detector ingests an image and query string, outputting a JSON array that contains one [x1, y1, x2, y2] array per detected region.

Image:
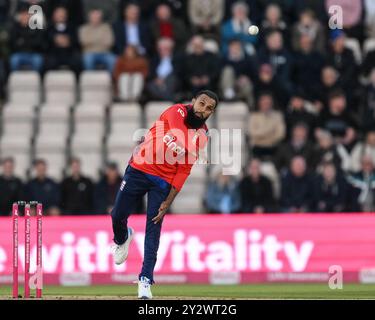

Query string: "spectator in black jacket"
[[179, 35, 220, 97], [284, 93, 317, 139], [317, 90, 357, 141], [274, 123, 315, 173], [361, 68, 375, 132], [292, 34, 324, 97], [311, 65, 342, 108], [257, 30, 293, 95], [60, 158, 94, 215], [361, 49, 375, 78], [94, 162, 122, 214], [46, 6, 81, 73], [113, 3, 151, 56], [24, 159, 61, 216], [239, 159, 274, 213], [314, 162, 348, 212], [327, 30, 358, 93], [9, 8, 46, 72], [0, 158, 23, 216], [280, 156, 315, 212]]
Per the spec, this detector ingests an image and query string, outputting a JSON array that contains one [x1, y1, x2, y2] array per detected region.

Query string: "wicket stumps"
[[12, 201, 43, 299]]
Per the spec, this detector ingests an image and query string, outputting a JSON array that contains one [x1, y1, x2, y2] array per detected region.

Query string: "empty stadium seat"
[[37, 104, 70, 153], [73, 103, 106, 140], [8, 71, 41, 104], [216, 102, 249, 130], [71, 135, 103, 179], [171, 181, 207, 214], [0, 135, 31, 177], [44, 70, 77, 104], [79, 71, 112, 104], [33, 152, 66, 180], [110, 103, 142, 131], [1, 104, 35, 137]]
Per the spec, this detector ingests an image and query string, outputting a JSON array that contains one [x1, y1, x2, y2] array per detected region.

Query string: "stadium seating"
[[44, 70, 77, 105], [7, 71, 41, 105], [79, 71, 112, 104]]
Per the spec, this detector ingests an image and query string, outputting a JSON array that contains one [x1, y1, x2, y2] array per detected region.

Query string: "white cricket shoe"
[[138, 276, 153, 299], [112, 227, 134, 265]]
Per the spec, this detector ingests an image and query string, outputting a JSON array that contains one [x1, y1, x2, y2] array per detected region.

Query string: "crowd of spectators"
[[0, 156, 144, 216], [1, 0, 375, 214]]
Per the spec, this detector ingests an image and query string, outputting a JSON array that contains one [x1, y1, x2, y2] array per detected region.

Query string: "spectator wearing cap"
[[24, 159, 61, 216], [274, 123, 315, 173], [79, 9, 116, 73], [280, 156, 316, 213], [327, 30, 359, 93], [219, 39, 255, 106], [60, 158, 94, 215], [314, 162, 348, 212], [221, 1, 258, 57], [239, 159, 275, 213], [0, 158, 23, 216], [325, 0, 364, 42], [248, 92, 286, 160]]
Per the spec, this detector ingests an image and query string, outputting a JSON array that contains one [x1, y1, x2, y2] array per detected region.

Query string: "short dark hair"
[[69, 157, 81, 165], [1, 157, 14, 165], [328, 89, 346, 101], [195, 90, 219, 108], [106, 161, 118, 170], [33, 159, 47, 167]]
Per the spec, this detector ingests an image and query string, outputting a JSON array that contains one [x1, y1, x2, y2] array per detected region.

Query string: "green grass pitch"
[[1, 284, 375, 299]]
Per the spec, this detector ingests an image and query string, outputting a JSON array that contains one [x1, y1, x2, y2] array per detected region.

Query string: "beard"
[[185, 106, 207, 129]]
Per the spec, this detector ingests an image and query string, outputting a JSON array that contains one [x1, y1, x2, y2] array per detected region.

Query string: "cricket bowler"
[[110, 90, 218, 299]]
